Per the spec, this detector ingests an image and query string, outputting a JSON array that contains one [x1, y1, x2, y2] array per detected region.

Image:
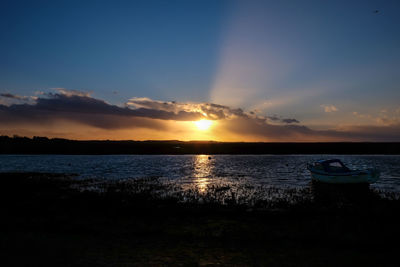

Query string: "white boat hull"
[[309, 169, 380, 184]]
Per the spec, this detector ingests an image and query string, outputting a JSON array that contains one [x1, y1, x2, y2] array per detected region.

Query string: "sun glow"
[[194, 119, 213, 131]]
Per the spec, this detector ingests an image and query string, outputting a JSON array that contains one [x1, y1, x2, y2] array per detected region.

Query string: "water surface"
[[1, 155, 399, 191]]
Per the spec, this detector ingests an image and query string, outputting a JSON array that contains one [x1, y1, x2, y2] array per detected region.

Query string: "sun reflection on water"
[[193, 155, 213, 192]]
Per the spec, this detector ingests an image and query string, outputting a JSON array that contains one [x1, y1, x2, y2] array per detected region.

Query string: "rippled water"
[[1, 155, 399, 191]]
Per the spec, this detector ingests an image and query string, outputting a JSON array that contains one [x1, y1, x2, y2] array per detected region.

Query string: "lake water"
[[1, 155, 399, 191]]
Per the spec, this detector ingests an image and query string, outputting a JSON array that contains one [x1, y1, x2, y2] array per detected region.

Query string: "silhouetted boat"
[[307, 159, 379, 184]]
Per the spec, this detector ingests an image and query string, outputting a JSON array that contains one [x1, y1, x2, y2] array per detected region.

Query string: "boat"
[[307, 159, 380, 184]]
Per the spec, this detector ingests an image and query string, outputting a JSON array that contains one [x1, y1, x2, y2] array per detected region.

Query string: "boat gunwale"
[[307, 168, 369, 177]]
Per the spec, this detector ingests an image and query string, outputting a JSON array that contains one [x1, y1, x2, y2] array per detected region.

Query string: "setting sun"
[[194, 119, 213, 131]]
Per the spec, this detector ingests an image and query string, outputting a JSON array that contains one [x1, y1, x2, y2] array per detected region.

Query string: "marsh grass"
[[70, 176, 314, 210], [2, 172, 400, 212], [63, 174, 400, 213]]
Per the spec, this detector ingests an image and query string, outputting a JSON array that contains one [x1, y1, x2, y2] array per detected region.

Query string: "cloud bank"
[[1, 89, 399, 141]]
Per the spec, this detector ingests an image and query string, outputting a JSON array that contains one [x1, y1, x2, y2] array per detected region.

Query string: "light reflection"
[[193, 155, 213, 192]]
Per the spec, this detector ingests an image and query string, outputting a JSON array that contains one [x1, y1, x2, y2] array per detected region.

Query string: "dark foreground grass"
[[1, 172, 400, 266]]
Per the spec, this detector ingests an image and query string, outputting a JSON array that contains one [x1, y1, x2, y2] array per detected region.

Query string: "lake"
[[1, 154, 399, 191]]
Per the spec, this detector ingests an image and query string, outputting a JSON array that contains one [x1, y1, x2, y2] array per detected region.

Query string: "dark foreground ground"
[[1, 173, 400, 266]]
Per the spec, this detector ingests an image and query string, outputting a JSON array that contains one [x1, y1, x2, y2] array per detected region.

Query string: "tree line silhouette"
[[1, 135, 399, 154]]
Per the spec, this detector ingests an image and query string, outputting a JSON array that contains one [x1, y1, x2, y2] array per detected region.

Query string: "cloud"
[[127, 97, 247, 120], [321, 104, 338, 113], [0, 93, 37, 105], [353, 109, 400, 126], [221, 116, 400, 142], [0, 90, 207, 130], [127, 98, 301, 125], [0, 93, 23, 99], [1, 89, 399, 141], [266, 115, 299, 124], [0, 93, 37, 101], [52, 88, 92, 97], [327, 125, 400, 142], [281, 118, 300, 124], [222, 117, 312, 140]]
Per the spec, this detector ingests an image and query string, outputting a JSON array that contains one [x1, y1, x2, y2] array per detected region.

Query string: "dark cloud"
[[0, 93, 37, 107], [1, 93, 20, 99], [0, 93, 34, 101], [0, 101, 160, 130], [224, 117, 400, 141], [266, 115, 280, 121], [281, 118, 299, 124], [323, 125, 400, 142], [266, 115, 299, 124], [0, 90, 205, 130], [223, 117, 314, 141], [0, 91, 303, 135]]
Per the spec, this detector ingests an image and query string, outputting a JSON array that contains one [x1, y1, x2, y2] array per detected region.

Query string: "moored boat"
[[307, 159, 379, 184]]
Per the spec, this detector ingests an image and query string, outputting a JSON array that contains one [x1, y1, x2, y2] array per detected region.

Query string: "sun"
[[194, 119, 213, 131]]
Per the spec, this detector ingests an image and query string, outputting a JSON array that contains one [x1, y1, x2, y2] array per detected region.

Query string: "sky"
[[1, 0, 400, 141]]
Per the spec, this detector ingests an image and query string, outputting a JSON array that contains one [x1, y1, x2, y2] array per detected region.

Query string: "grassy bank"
[[1, 172, 400, 266]]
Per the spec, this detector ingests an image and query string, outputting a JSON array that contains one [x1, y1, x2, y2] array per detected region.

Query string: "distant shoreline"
[[1, 136, 400, 155]]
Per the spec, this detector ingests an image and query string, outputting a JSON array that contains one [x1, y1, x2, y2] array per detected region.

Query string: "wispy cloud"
[[53, 88, 92, 97], [353, 109, 400, 126], [321, 104, 338, 113]]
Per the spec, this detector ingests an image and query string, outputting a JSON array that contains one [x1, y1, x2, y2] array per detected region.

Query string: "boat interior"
[[314, 159, 351, 173]]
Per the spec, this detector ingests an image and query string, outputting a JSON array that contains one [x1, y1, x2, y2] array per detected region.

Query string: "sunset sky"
[[1, 0, 400, 141]]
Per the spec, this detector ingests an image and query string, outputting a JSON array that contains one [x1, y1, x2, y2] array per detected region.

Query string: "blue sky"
[[1, 0, 400, 141], [1, 0, 228, 102]]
